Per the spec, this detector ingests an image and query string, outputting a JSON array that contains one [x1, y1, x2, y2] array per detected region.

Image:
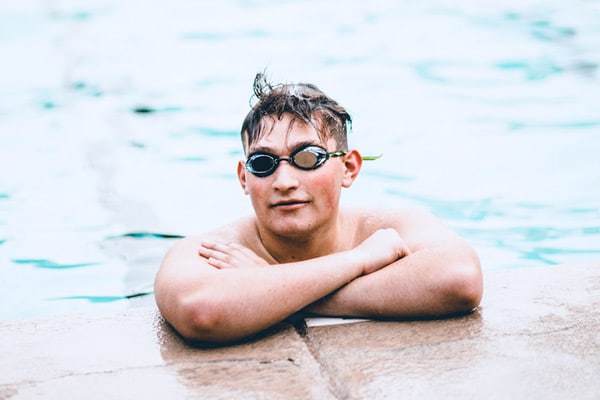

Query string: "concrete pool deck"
[[1, 263, 599, 399]]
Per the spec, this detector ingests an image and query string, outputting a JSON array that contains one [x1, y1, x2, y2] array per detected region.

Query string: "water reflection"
[[155, 314, 326, 398]]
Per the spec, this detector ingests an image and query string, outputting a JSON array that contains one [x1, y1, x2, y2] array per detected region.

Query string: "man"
[[154, 73, 483, 344]]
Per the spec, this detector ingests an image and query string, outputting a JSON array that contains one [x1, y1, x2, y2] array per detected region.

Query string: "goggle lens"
[[249, 154, 276, 173], [293, 148, 321, 168], [246, 146, 343, 177]]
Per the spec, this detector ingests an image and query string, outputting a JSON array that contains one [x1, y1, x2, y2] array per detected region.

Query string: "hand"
[[355, 228, 411, 275], [199, 241, 270, 269]]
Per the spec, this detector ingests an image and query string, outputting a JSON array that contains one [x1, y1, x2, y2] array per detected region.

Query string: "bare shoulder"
[[159, 217, 257, 269], [344, 206, 465, 251], [345, 205, 440, 230], [184, 217, 257, 245], [155, 217, 258, 300]]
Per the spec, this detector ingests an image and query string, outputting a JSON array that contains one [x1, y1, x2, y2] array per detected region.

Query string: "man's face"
[[238, 114, 347, 239]]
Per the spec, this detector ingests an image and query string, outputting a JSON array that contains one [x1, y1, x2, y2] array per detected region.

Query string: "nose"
[[271, 160, 300, 191]]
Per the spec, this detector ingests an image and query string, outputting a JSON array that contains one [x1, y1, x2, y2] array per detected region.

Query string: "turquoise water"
[[1, 1, 599, 320]]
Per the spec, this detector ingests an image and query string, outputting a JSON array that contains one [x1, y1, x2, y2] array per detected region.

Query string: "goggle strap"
[[362, 154, 383, 161]]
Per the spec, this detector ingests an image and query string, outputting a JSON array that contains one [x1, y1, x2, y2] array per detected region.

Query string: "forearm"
[[160, 250, 365, 343], [157, 228, 412, 342], [305, 246, 482, 318], [160, 229, 407, 343]]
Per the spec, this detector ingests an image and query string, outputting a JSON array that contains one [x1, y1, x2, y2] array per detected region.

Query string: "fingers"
[[205, 257, 229, 269], [198, 241, 220, 262], [198, 241, 236, 268], [198, 241, 269, 269], [401, 241, 412, 257], [199, 241, 238, 258], [199, 240, 235, 254]]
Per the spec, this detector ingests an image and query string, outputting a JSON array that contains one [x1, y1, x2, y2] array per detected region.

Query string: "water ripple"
[[131, 105, 183, 114], [189, 127, 238, 137], [50, 292, 153, 304], [107, 232, 184, 240], [12, 259, 99, 269], [386, 190, 505, 221], [414, 59, 567, 85]]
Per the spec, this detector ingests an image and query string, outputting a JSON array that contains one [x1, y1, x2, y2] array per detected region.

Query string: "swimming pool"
[[1, 1, 599, 320]]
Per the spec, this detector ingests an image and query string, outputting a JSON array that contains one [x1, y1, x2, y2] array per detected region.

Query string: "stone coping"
[[1, 263, 599, 399]]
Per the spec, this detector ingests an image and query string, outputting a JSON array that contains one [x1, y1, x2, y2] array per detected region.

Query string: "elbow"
[[177, 296, 220, 341], [443, 260, 483, 315], [160, 293, 233, 344], [180, 295, 250, 344]]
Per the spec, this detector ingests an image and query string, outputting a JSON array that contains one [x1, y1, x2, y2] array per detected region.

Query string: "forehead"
[[248, 114, 331, 152]]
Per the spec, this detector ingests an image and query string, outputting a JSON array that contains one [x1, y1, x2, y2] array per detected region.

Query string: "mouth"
[[271, 200, 309, 209]]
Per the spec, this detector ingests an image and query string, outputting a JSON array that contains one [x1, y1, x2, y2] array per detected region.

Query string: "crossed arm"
[[154, 211, 482, 344]]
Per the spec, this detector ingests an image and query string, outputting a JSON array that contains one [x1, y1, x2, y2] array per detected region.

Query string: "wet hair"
[[240, 72, 352, 154]]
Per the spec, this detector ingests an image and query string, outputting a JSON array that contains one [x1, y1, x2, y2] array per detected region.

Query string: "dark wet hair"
[[240, 72, 352, 154]]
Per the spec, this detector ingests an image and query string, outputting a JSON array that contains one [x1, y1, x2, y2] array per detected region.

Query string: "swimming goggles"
[[245, 145, 345, 178]]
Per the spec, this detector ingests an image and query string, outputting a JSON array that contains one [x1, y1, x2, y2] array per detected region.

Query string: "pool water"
[[1, 1, 599, 320]]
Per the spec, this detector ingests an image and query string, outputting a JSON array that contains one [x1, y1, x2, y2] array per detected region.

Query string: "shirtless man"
[[154, 73, 483, 343]]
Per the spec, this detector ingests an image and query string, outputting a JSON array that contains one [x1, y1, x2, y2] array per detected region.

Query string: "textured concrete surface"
[[1, 263, 599, 399], [305, 264, 600, 399]]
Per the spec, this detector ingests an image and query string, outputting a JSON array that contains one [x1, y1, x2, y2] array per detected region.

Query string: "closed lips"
[[272, 200, 309, 207]]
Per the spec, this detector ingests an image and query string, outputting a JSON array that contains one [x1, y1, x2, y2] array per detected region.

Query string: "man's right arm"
[[154, 229, 405, 344]]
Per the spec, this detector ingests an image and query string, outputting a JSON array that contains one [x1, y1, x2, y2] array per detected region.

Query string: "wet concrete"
[[1, 263, 599, 399]]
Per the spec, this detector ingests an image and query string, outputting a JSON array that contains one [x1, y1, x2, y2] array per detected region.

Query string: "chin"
[[273, 225, 309, 238], [269, 221, 315, 239]]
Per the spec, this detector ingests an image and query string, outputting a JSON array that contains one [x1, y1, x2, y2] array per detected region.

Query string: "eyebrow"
[[248, 140, 324, 155]]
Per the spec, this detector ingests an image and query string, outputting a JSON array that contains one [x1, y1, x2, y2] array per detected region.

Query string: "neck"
[[255, 214, 349, 264]]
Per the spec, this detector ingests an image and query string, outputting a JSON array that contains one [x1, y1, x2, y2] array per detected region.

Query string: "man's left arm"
[[305, 208, 483, 318]]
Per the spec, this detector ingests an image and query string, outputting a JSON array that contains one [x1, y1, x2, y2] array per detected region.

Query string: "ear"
[[237, 160, 250, 195], [341, 149, 362, 188]]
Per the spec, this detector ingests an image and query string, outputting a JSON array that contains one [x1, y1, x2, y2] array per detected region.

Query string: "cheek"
[[313, 174, 343, 207], [245, 180, 268, 205], [322, 192, 340, 209]]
